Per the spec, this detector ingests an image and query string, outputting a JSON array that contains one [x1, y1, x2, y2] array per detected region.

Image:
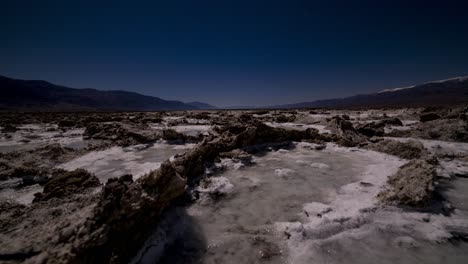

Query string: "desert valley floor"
[[1, 107, 468, 263]]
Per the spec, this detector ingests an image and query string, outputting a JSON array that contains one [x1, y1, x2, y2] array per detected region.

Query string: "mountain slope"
[[0, 75, 205, 111], [276, 76, 468, 109]]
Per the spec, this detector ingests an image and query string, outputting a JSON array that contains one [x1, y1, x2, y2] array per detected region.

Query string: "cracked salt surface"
[[134, 142, 468, 264], [0, 125, 97, 153], [0, 179, 42, 204], [276, 145, 468, 264], [58, 141, 195, 182], [135, 141, 363, 263]]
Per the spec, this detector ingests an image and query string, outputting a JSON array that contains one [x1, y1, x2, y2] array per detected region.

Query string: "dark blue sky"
[[2, 0, 468, 107]]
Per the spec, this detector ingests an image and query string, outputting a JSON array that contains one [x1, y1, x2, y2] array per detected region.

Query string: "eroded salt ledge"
[[132, 142, 468, 264]]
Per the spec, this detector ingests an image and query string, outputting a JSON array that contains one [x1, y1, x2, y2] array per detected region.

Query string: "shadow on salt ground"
[[131, 207, 207, 264]]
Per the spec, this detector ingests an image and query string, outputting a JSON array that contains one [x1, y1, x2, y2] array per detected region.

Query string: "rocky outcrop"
[[1, 124, 18, 133], [378, 159, 437, 207], [392, 119, 468, 142], [356, 122, 385, 137], [161, 128, 187, 141], [380, 117, 403, 126], [366, 139, 430, 160], [34, 169, 100, 202], [274, 114, 296, 123], [326, 116, 367, 147], [57, 119, 76, 128], [420, 113, 441, 122], [84, 122, 161, 146]]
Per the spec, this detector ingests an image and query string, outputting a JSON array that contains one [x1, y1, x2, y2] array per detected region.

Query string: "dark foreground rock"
[[34, 169, 101, 202], [420, 113, 441, 122], [356, 122, 385, 137], [378, 159, 437, 207], [326, 116, 367, 147]]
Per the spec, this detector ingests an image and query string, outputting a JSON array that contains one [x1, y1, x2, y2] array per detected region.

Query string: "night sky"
[[2, 0, 468, 107]]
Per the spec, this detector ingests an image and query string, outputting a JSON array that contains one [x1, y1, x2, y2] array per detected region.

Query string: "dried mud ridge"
[[0, 106, 467, 263]]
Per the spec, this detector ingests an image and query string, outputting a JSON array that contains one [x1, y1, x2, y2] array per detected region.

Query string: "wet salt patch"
[[277, 148, 290, 153], [310, 163, 330, 169], [149, 123, 166, 130], [0, 184, 43, 204], [185, 118, 210, 124], [139, 141, 468, 263], [173, 125, 211, 137], [309, 114, 331, 119], [274, 168, 296, 177], [57, 142, 194, 182], [402, 120, 419, 126], [384, 125, 411, 133], [441, 176, 468, 212], [196, 177, 234, 196], [0, 125, 89, 152], [438, 160, 468, 178], [274, 145, 410, 262], [349, 113, 370, 120], [62, 128, 85, 137], [172, 144, 197, 150], [17, 124, 43, 130], [220, 158, 245, 170], [163, 116, 184, 121], [150, 123, 212, 137], [147, 142, 369, 263]]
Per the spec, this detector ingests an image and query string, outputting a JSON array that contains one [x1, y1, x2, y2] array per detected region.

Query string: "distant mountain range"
[[270, 76, 468, 109], [1, 74, 467, 111], [0, 75, 216, 111]]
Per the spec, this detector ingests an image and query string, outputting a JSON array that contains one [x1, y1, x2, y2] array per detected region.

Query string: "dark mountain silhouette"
[[2, 75, 467, 111], [272, 76, 468, 109], [0, 75, 210, 111]]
